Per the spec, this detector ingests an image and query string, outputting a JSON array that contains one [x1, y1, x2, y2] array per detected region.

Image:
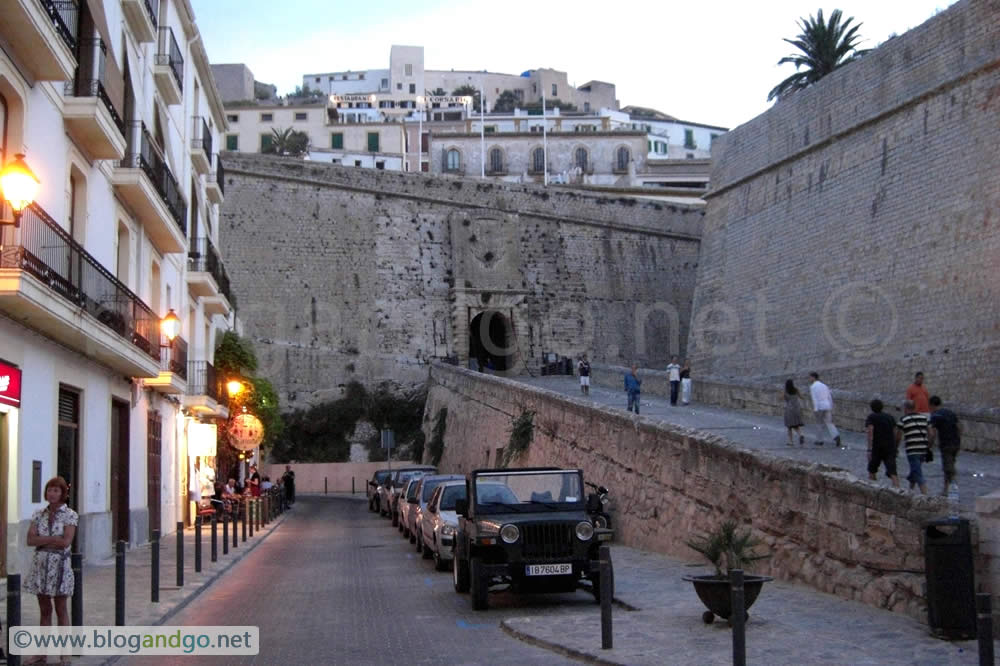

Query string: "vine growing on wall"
[[502, 409, 535, 467], [428, 408, 448, 466]]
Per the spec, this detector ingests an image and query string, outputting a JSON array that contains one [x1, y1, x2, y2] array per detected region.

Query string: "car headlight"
[[500, 524, 520, 544], [441, 524, 456, 536], [575, 521, 594, 541]]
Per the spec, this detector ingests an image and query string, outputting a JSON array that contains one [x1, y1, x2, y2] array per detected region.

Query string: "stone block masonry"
[[219, 152, 702, 410], [690, 0, 1000, 414], [425, 362, 957, 623]]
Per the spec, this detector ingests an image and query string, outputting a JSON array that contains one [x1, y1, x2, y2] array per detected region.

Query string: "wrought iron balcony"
[[43, 0, 79, 53], [187, 236, 236, 313], [190, 116, 212, 174], [121, 0, 158, 42], [206, 154, 225, 203], [187, 360, 222, 404], [162, 335, 188, 378], [154, 26, 183, 104], [0, 201, 160, 375], [121, 121, 186, 233], [66, 39, 124, 132]]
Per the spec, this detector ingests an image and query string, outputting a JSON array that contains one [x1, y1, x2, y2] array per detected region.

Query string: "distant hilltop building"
[[212, 48, 726, 196]]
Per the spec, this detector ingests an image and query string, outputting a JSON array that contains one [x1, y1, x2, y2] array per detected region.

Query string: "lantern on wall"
[[228, 412, 264, 451]]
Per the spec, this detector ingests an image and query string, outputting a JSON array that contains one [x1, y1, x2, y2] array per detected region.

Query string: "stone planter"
[[682, 574, 773, 623]]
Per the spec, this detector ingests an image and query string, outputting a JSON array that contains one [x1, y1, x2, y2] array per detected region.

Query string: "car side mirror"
[[586, 493, 602, 513], [455, 498, 468, 517]]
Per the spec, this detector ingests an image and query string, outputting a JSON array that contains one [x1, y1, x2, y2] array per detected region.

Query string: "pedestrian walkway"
[[502, 544, 993, 665], [516, 376, 999, 509], [0, 501, 291, 665]]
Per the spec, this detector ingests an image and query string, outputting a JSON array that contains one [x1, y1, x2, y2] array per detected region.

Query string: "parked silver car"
[[386, 466, 437, 524], [397, 477, 422, 538], [418, 480, 467, 571], [408, 474, 463, 544]]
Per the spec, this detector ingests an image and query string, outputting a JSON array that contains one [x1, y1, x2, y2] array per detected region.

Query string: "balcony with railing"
[[190, 116, 212, 174], [187, 236, 235, 316], [206, 154, 225, 204], [154, 26, 183, 105], [64, 38, 126, 159], [184, 360, 227, 417], [146, 335, 188, 394], [121, 0, 158, 43], [112, 121, 187, 254], [4, 0, 78, 81], [0, 201, 161, 378]]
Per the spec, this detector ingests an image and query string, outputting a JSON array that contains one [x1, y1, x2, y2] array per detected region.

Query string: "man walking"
[[808, 372, 842, 447], [666, 356, 681, 406], [282, 464, 296, 505], [578, 355, 591, 395], [624, 365, 641, 414], [899, 400, 930, 494], [906, 371, 931, 415], [928, 395, 962, 496], [865, 399, 900, 488]]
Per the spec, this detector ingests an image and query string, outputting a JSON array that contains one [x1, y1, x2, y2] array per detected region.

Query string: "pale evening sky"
[[190, 0, 957, 130]]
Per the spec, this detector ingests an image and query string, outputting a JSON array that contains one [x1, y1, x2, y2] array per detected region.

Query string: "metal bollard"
[[195, 516, 202, 573], [7, 574, 21, 666], [352, 476, 355, 494], [223, 515, 229, 556], [325, 477, 328, 494], [115, 540, 126, 626], [257, 499, 263, 531], [730, 569, 746, 666], [151, 530, 160, 603], [72, 552, 83, 625], [176, 521, 184, 587], [599, 545, 613, 649], [242, 501, 248, 542], [211, 515, 218, 563], [977, 593, 994, 666], [263, 495, 269, 526], [248, 500, 254, 538]]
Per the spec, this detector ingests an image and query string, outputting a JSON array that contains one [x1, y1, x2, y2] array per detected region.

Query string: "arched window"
[[446, 148, 460, 171], [488, 147, 503, 174], [616, 146, 630, 171], [575, 147, 588, 172], [531, 147, 545, 173]]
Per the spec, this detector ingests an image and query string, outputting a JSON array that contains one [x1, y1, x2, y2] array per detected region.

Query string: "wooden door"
[[146, 411, 162, 539], [110, 399, 130, 544]]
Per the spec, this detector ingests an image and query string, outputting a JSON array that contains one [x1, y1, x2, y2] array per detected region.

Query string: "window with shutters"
[[147, 411, 162, 538], [57, 387, 80, 509], [574, 147, 588, 172], [226, 134, 238, 151], [331, 133, 343, 149], [531, 147, 545, 173], [445, 148, 460, 172], [488, 148, 504, 174], [615, 146, 630, 172], [367, 132, 379, 152]]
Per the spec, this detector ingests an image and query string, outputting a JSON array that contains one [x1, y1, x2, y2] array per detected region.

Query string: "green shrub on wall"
[[428, 408, 448, 466], [502, 409, 535, 467]]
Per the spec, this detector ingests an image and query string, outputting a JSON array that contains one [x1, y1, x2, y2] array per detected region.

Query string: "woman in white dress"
[[23, 476, 77, 665]]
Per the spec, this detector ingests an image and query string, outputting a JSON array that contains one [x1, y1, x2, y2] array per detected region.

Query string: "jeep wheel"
[[453, 555, 470, 593], [470, 557, 489, 610], [422, 541, 434, 559]]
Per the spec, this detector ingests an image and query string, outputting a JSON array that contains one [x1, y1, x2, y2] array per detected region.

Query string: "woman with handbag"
[[23, 476, 78, 664]]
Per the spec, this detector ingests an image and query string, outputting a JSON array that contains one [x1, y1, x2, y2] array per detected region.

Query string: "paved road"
[[123, 496, 585, 665], [517, 375, 999, 509]]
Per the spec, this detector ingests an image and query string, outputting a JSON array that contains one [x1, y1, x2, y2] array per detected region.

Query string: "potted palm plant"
[[682, 520, 772, 624]]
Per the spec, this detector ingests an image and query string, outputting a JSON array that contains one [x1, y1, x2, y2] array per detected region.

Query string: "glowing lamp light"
[[160, 309, 180, 342], [0, 153, 40, 227], [226, 379, 244, 399]]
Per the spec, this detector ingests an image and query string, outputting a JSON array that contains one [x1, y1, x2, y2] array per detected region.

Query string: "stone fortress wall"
[[424, 362, 951, 622], [220, 152, 703, 410], [689, 0, 1000, 422]]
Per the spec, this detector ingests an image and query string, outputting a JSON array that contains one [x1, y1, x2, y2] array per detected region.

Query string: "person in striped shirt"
[[898, 399, 929, 494]]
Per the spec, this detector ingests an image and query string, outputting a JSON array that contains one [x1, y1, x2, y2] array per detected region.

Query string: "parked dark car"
[[367, 469, 391, 513], [452, 467, 613, 610], [384, 466, 437, 522]]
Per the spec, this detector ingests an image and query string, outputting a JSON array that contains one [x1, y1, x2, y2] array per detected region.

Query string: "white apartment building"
[[0, 0, 233, 573]]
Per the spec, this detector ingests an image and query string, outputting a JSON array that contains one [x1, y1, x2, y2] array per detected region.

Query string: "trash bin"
[[924, 517, 976, 639]]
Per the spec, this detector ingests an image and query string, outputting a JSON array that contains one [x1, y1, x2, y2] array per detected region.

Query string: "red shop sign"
[[0, 362, 22, 408]]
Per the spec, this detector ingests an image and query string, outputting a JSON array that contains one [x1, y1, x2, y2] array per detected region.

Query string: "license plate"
[[525, 563, 572, 576]]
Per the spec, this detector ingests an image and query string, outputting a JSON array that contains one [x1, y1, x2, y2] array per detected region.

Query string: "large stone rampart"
[[220, 153, 702, 409], [691, 0, 1000, 414], [425, 362, 955, 621]]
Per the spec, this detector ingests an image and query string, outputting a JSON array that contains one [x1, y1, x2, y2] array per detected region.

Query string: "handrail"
[[187, 360, 222, 403], [42, 0, 79, 53], [208, 154, 226, 196], [142, 0, 159, 28], [0, 201, 159, 362], [155, 26, 184, 93], [188, 236, 235, 308], [161, 335, 188, 378], [66, 38, 125, 134], [192, 116, 213, 157]]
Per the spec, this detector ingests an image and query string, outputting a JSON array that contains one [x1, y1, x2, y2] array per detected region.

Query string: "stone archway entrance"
[[469, 310, 515, 372]]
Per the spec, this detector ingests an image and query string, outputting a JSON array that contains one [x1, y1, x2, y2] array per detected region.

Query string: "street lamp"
[[160, 309, 180, 345], [226, 379, 245, 399], [0, 153, 40, 228]]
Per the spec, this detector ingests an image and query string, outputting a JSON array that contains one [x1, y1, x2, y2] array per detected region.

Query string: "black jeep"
[[452, 467, 613, 610]]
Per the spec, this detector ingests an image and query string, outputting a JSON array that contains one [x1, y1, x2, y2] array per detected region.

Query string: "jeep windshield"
[[473, 471, 584, 513]]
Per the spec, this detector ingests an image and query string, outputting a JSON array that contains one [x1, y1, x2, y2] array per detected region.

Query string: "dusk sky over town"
[[191, 0, 956, 128]]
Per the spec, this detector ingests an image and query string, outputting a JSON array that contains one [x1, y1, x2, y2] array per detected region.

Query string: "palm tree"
[[767, 9, 869, 102]]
